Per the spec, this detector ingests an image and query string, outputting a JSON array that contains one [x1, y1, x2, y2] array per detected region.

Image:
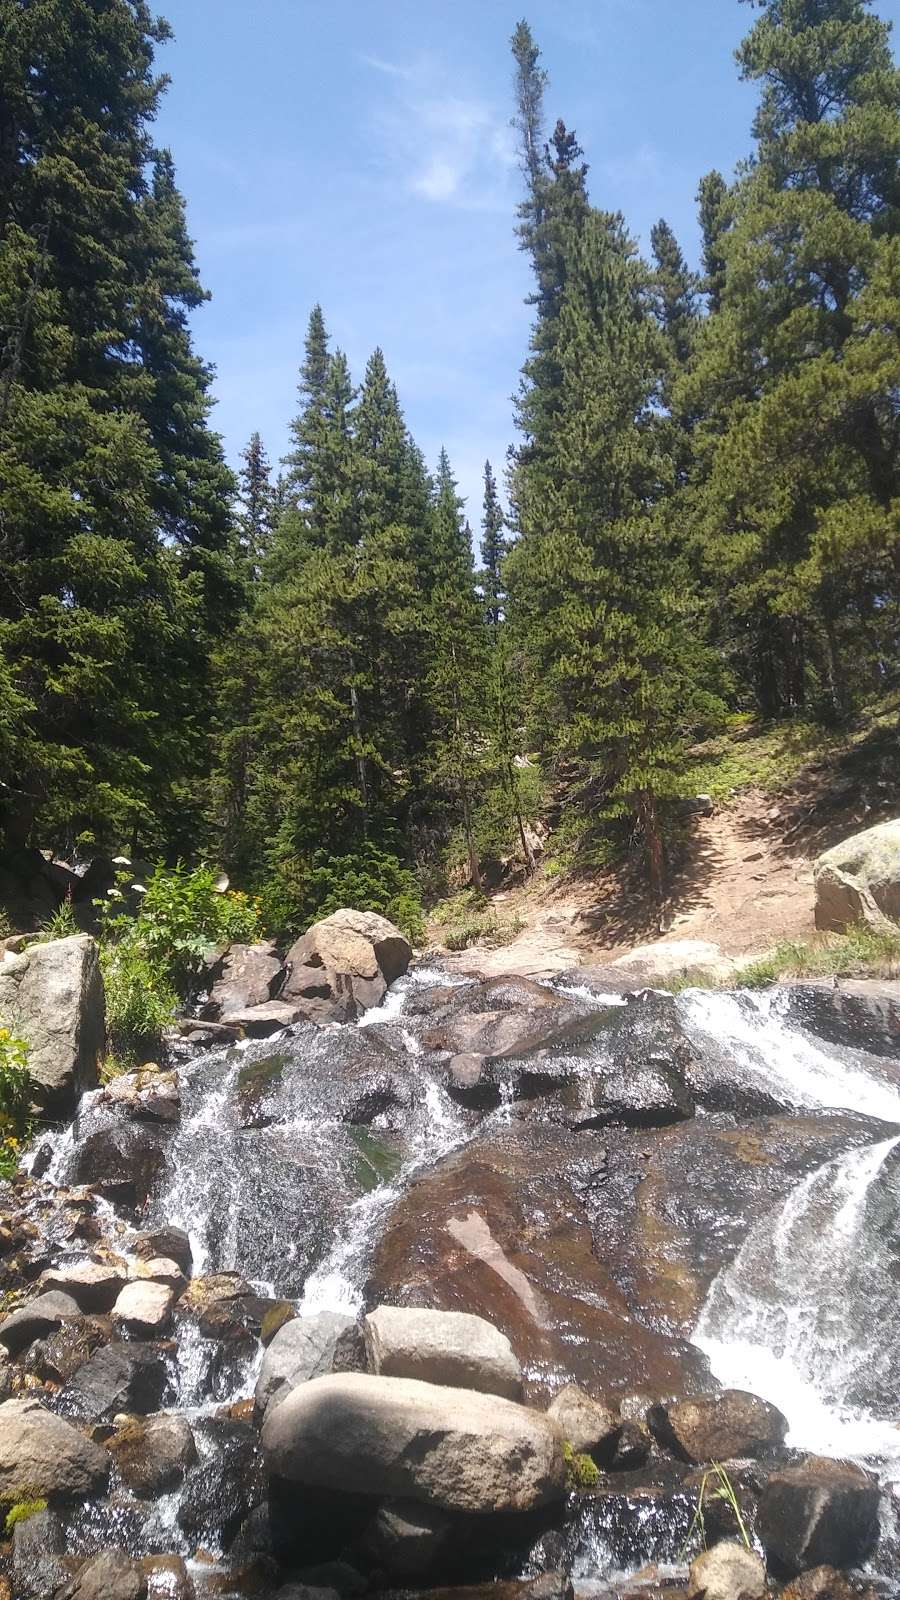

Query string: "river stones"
[[261, 1372, 568, 1514], [63, 1340, 170, 1419], [0, 1397, 110, 1500], [649, 1390, 788, 1463], [98, 1067, 180, 1123], [255, 1312, 357, 1419], [70, 1119, 171, 1209], [129, 1225, 192, 1275], [363, 1305, 523, 1400], [0, 1289, 81, 1354], [758, 1457, 881, 1575], [546, 1384, 619, 1457], [111, 1279, 175, 1337], [687, 1540, 767, 1600], [54, 1548, 146, 1600]]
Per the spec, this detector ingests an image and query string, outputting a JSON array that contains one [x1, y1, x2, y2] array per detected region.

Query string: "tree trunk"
[[348, 656, 368, 821], [637, 787, 665, 907]]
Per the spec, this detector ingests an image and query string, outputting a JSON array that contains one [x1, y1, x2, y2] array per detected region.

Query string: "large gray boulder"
[[261, 1371, 567, 1514], [814, 818, 900, 932], [255, 1311, 356, 1418], [364, 1305, 522, 1400], [0, 934, 104, 1113], [0, 1397, 110, 1501], [0, 1290, 81, 1355], [201, 940, 283, 1019], [281, 910, 412, 1021]]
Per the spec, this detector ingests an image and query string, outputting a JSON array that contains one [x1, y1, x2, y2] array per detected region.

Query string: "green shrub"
[[36, 895, 79, 942], [4, 1497, 47, 1533], [261, 845, 425, 945], [99, 942, 178, 1064], [739, 923, 900, 987], [0, 1028, 34, 1178]]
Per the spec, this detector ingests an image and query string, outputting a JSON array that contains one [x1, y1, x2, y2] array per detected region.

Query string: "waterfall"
[[695, 1133, 900, 1469]]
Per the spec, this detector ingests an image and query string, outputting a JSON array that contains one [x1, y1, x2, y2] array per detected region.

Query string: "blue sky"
[[154, 0, 900, 519]]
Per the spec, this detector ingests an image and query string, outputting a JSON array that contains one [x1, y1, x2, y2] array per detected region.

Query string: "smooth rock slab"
[[111, 1279, 175, 1337], [255, 1312, 356, 1418], [261, 1371, 567, 1514], [0, 1397, 110, 1501], [364, 1305, 523, 1400], [688, 1540, 767, 1600], [107, 1411, 196, 1495]]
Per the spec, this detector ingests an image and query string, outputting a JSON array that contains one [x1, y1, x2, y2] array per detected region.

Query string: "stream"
[[19, 967, 900, 1595]]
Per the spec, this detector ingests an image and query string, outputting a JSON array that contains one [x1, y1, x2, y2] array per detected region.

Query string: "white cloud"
[[361, 53, 516, 212]]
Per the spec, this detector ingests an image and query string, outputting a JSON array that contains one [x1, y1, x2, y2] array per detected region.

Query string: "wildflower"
[[131, 884, 147, 895], [111, 856, 132, 867], [107, 888, 123, 900]]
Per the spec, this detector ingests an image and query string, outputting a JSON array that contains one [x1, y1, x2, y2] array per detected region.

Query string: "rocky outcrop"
[[783, 979, 900, 1058], [412, 977, 599, 1063], [63, 1340, 171, 1420], [261, 1372, 567, 1515], [0, 934, 104, 1114], [201, 941, 284, 1019], [650, 1390, 787, 1463], [758, 1456, 881, 1575], [363, 1305, 523, 1400], [55, 1548, 147, 1600], [255, 1312, 357, 1419], [609, 939, 738, 988], [281, 909, 412, 1021], [687, 1540, 767, 1600], [814, 818, 900, 932], [0, 1397, 110, 1500], [40, 1259, 126, 1312]]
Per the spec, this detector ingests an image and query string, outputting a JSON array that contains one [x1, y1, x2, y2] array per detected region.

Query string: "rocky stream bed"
[[1, 953, 900, 1600]]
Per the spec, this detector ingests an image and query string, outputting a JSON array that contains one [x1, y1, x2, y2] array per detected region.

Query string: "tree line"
[[1, 0, 897, 931]]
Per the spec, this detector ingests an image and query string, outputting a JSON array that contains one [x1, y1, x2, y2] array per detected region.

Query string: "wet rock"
[[0, 1288, 81, 1354], [609, 1417, 652, 1470], [650, 1390, 787, 1463], [28, 1318, 108, 1384], [201, 941, 284, 1020], [12, 1507, 69, 1598], [111, 1279, 175, 1337], [70, 1120, 170, 1210], [814, 818, 900, 932], [130, 1226, 192, 1276], [219, 1000, 308, 1036], [40, 1259, 126, 1312], [397, 1578, 574, 1600], [177, 1415, 264, 1549], [63, 1339, 170, 1419], [130, 1254, 185, 1292], [54, 1549, 146, 1600], [107, 1411, 196, 1494], [0, 934, 104, 1115], [367, 1122, 712, 1402], [255, 1312, 356, 1418], [261, 1301, 295, 1345], [140, 1555, 195, 1600], [98, 1067, 180, 1123], [360, 1498, 453, 1580], [546, 1384, 619, 1458], [261, 1371, 567, 1514], [282, 909, 412, 1021], [687, 1540, 766, 1600], [579, 989, 695, 1128], [416, 976, 599, 1062], [363, 1305, 523, 1400], [0, 1396, 110, 1500], [781, 980, 900, 1060], [180, 1272, 270, 1342], [780, 1568, 858, 1600], [758, 1456, 880, 1576], [445, 1053, 497, 1110]]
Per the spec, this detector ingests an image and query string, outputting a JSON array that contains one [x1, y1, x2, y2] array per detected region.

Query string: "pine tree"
[[0, 0, 237, 858], [237, 432, 275, 575], [690, 0, 900, 719], [650, 219, 698, 370], [480, 460, 508, 626], [696, 170, 732, 312]]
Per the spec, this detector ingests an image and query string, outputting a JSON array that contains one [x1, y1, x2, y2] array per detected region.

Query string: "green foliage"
[[4, 1498, 47, 1534], [740, 924, 900, 987], [0, 1027, 34, 1178], [262, 845, 425, 945], [562, 1441, 601, 1491], [432, 890, 525, 952], [33, 896, 79, 943], [680, 1463, 751, 1556]]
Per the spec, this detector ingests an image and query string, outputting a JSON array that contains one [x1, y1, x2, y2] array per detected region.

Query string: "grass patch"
[[430, 889, 525, 952], [739, 924, 900, 987]]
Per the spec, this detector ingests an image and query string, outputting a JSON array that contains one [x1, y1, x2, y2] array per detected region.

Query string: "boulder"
[[201, 941, 283, 1020], [363, 1305, 522, 1400], [814, 818, 900, 932], [360, 1499, 453, 1580], [282, 909, 412, 1021], [129, 1226, 192, 1276], [12, 1507, 69, 1599], [261, 1371, 567, 1515], [218, 1000, 308, 1036], [54, 1549, 146, 1600], [415, 977, 598, 1063], [546, 1384, 618, 1458], [130, 1255, 185, 1292], [650, 1390, 787, 1463], [40, 1259, 126, 1313], [29, 1319, 108, 1385], [63, 1340, 170, 1420], [107, 1411, 196, 1495], [0, 1397, 110, 1500], [780, 1569, 859, 1600], [758, 1456, 880, 1575], [687, 1541, 767, 1600], [255, 1312, 356, 1418], [610, 940, 737, 988], [139, 1556, 195, 1600], [781, 979, 900, 1059], [0, 1290, 81, 1355], [111, 1279, 175, 1337], [70, 1120, 170, 1210], [98, 1067, 179, 1123], [0, 934, 104, 1114]]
